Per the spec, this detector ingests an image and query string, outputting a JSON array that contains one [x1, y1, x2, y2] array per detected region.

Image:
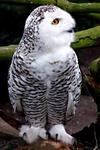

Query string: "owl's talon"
[[46, 131, 51, 138], [23, 132, 27, 138], [56, 133, 58, 142]]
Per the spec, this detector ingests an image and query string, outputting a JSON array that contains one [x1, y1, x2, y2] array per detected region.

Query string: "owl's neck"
[[34, 46, 74, 64]]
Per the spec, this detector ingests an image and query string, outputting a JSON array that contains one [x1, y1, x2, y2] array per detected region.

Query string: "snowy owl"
[[8, 5, 82, 145]]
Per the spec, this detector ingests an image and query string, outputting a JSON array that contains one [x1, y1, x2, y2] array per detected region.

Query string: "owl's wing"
[[8, 52, 47, 127], [8, 52, 27, 112], [66, 53, 82, 119]]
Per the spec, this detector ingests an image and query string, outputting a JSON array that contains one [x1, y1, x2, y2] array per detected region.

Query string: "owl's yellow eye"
[[51, 18, 60, 25]]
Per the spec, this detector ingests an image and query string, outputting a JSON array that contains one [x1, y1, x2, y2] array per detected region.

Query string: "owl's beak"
[[63, 28, 74, 33], [67, 29, 74, 33]]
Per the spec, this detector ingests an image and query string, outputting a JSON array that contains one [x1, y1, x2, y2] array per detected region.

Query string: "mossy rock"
[[89, 57, 100, 82]]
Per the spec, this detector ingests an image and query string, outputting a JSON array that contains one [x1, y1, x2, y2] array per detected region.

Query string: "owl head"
[[22, 5, 75, 53]]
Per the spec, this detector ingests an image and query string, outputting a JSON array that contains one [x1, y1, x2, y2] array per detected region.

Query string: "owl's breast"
[[29, 47, 74, 80], [31, 60, 66, 80]]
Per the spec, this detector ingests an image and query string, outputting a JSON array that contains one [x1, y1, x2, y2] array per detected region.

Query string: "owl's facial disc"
[[39, 9, 75, 50]]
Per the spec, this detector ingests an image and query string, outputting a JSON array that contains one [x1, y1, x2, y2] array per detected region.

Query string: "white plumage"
[[8, 5, 82, 145]]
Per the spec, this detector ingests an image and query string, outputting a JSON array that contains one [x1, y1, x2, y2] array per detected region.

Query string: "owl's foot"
[[19, 125, 48, 144], [49, 124, 74, 145]]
